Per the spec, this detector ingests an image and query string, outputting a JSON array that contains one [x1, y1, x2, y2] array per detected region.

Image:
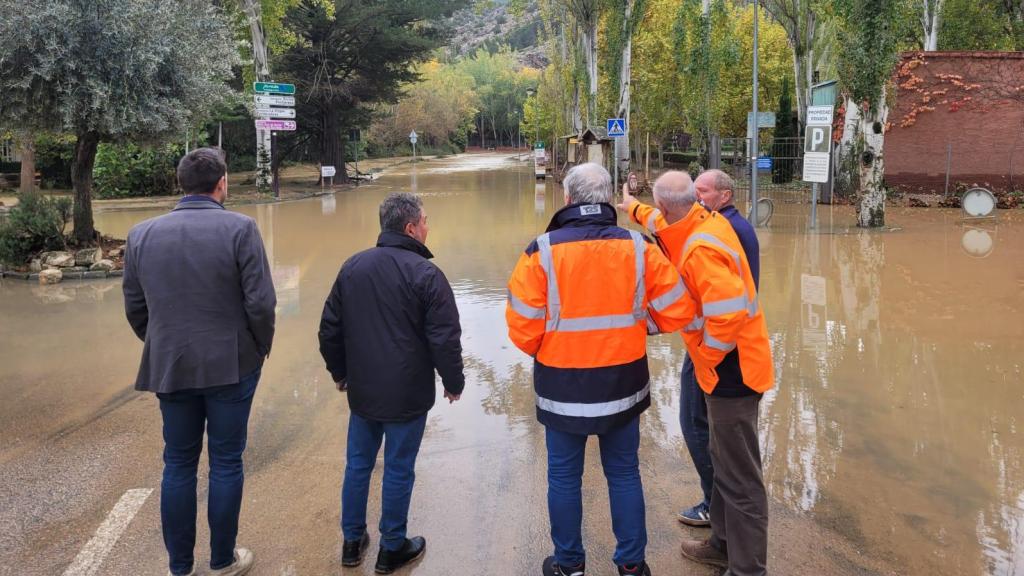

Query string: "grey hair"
[[563, 162, 613, 204], [702, 169, 736, 196], [652, 171, 697, 213], [379, 192, 423, 233]]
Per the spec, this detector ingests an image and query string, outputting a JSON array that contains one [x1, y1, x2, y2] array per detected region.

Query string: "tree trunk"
[[321, 109, 346, 182], [18, 134, 35, 193], [242, 0, 272, 191], [855, 94, 889, 228], [582, 20, 598, 125], [71, 131, 100, 245], [792, 49, 809, 130], [922, 0, 943, 51], [614, 1, 635, 175]]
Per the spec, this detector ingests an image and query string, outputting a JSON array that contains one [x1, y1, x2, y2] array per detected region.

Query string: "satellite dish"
[[962, 187, 996, 218], [746, 198, 774, 226], [961, 228, 994, 258]]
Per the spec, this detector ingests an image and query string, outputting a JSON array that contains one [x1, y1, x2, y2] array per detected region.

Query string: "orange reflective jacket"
[[506, 202, 691, 434], [625, 200, 774, 395]]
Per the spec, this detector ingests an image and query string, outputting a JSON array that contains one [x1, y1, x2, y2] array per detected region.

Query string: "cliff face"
[[448, 1, 547, 67]]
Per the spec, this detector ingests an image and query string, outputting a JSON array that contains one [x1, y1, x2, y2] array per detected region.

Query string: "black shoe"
[[342, 533, 370, 567], [374, 536, 426, 574], [617, 561, 651, 576], [542, 556, 585, 576]]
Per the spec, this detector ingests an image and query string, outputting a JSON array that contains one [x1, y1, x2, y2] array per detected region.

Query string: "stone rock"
[[107, 247, 123, 258], [108, 270, 124, 278], [84, 270, 109, 280], [62, 266, 88, 274], [75, 247, 104, 267], [39, 269, 63, 285], [44, 251, 75, 268], [90, 259, 116, 272], [62, 271, 85, 280], [29, 259, 42, 273], [908, 197, 930, 208]]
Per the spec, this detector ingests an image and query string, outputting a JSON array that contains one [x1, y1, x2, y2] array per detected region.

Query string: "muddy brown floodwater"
[[1, 153, 1022, 576]]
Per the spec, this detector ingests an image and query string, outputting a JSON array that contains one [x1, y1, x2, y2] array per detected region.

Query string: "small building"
[[885, 51, 1024, 193], [557, 126, 614, 179]]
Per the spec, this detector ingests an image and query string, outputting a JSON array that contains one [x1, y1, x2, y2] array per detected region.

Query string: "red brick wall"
[[885, 51, 1024, 193]]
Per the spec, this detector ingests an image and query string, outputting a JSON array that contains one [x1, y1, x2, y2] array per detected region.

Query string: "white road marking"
[[62, 488, 153, 576]]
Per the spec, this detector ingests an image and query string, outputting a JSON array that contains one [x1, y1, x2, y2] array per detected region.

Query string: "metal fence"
[[719, 137, 817, 229]]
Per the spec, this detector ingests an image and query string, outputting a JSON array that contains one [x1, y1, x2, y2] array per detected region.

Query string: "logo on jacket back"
[[580, 205, 601, 216]]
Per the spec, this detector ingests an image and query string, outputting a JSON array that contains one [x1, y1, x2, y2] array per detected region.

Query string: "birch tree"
[[762, 0, 824, 125], [604, 0, 647, 173], [921, 0, 943, 50], [836, 0, 903, 227], [240, 0, 273, 189]]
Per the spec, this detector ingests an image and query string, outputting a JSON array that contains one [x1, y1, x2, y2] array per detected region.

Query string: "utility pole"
[[750, 0, 760, 227]]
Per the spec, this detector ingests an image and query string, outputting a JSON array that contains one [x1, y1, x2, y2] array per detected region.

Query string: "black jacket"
[[318, 231, 465, 422]]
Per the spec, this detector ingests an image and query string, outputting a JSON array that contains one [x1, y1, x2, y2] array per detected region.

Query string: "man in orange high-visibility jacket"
[[618, 173, 773, 576], [506, 162, 691, 576]]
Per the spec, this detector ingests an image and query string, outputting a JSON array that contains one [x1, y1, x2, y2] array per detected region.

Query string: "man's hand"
[[444, 390, 461, 404], [616, 181, 636, 213], [335, 378, 347, 392]]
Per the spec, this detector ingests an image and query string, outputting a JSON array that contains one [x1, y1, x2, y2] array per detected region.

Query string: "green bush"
[[34, 134, 75, 189], [93, 142, 181, 199], [0, 193, 71, 266]]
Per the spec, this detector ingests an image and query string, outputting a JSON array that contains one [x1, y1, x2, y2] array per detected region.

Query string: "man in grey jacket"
[[123, 148, 276, 576]]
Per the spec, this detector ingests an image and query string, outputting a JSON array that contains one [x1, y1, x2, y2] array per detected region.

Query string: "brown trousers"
[[705, 393, 768, 576]]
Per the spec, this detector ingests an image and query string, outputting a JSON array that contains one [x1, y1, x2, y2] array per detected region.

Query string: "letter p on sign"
[[804, 126, 832, 154]]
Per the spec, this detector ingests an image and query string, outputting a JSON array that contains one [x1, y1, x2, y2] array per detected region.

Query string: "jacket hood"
[[376, 231, 434, 259], [546, 202, 618, 232]]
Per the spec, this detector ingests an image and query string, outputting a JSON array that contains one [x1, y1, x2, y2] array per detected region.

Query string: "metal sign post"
[[750, 4, 760, 227], [607, 118, 626, 194], [409, 130, 418, 162], [802, 105, 835, 229], [253, 82, 298, 196]]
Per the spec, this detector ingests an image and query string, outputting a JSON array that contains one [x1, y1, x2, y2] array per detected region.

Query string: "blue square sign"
[[607, 118, 626, 137]]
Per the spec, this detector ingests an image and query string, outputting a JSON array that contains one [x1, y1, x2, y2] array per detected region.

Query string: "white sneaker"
[[209, 548, 255, 576]]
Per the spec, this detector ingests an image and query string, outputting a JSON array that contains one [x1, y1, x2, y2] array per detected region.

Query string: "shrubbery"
[[0, 193, 72, 266], [93, 142, 181, 199]]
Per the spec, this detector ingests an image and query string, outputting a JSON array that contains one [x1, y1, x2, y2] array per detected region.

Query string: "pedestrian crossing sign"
[[607, 118, 626, 137]]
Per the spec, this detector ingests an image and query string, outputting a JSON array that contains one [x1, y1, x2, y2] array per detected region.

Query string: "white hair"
[[563, 162, 613, 205]]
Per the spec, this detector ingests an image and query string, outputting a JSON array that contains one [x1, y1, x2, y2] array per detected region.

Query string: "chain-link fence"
[[719, 137, 819, 230]]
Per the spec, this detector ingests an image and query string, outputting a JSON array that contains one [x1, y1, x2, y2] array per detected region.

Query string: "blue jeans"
[[546, 416, 646, 567], [680, 356, 714, 506], [158, 370, 260, 575], [342, 412, 428, 551]]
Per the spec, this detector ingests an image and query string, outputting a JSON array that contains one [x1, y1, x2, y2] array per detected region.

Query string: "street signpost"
[[253, 82, 296, 95], [321, 165, 336, 191], [409, 130, 418, 162], [802, 105, 834, 229], [254, 94, 295, 107], [255, 119, 296, 131], [607, 118, 626, 192], [254, 107, 296, 119]]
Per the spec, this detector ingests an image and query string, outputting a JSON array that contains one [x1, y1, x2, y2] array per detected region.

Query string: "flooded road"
[[1, 153, 1023, 575]]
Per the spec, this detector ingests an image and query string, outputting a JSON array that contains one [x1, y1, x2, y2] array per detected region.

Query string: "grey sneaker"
[[680, 539, 728, 568], [209, 548, 255, 576]]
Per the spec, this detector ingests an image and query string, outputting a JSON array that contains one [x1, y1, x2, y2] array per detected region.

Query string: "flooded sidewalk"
[[1, 154, 1022, 575]]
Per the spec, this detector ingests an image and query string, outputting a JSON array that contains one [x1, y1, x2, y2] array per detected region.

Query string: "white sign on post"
[[321, 166, 337, 178], [408, 130, 418, 144], [802, 105, 835, 184], [254, 94, 296, 107], [254, 107, 296, 119]]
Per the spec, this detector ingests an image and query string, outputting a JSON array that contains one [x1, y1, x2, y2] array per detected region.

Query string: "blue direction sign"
[[756, 156, 773, 170], [607, 118, 626, 137], [253, 82, 296, 95]]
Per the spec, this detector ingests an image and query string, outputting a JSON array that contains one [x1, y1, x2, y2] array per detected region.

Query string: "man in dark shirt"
[[676, 168, 761, 527], [318, 192, 465, 574]]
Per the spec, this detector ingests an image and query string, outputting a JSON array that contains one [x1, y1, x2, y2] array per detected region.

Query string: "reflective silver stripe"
[[685, 317, 705, 332], [508, 289, 546, 320], [683, 232, 742, 271], [645, 210, 662, 233], [630, 231, 646, 321], [537, 382, 651, 418], [704, 330, 736, 352], [747, 295, 759, 316], [649, 279, 686, 312], [554, 314, 639, 332], [537, 233, 561, 328], [537, 231, 647, 333], [702, 293, 749, 317]]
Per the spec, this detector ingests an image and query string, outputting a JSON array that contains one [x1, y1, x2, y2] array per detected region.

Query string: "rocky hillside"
[[448, 0, 547, 68]]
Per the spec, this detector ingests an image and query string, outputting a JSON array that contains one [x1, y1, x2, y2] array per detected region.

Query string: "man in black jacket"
[[318, 192, 465, 574]]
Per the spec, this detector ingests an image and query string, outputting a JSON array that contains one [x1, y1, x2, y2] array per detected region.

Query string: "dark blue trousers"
[[158, 370, 260, 575], [342, 412, 428, 551], [546, 415, 647, 567], [680, 356, 715, 506]]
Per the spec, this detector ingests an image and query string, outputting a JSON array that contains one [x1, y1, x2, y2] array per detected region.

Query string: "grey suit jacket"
[[123, 197, 277, 394]]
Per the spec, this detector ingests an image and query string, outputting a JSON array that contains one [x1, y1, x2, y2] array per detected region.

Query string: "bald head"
[[694, 169, 736, 211], [652, 171, 697, 223]]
